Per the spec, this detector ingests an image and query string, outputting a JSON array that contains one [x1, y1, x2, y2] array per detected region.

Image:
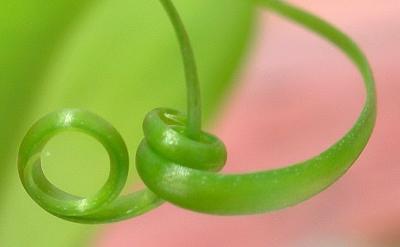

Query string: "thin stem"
[[18, 0, 377, 223], [159, 0, 202, 138]]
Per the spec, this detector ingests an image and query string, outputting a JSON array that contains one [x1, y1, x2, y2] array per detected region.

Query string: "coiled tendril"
[[18, 0, 376, 224]]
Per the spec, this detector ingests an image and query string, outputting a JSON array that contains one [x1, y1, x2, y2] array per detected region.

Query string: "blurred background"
[[0, 0, 399, 246]]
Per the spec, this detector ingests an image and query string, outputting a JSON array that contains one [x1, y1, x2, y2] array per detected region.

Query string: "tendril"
[[18, 0, 376, 223]]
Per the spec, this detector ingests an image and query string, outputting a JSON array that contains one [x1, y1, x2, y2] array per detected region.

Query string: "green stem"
[[159, 0, 202, 138], [18, 0, 377, 224]]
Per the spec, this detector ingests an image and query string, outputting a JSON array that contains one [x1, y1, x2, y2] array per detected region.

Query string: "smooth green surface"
[[3, 0, 253, 245], [19, 109, 162, 223], [18, 0, 208, 223], [19, 0, 376, 226]]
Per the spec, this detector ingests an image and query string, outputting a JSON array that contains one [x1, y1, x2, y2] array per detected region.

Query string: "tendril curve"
[[18, 0, 376, 224]]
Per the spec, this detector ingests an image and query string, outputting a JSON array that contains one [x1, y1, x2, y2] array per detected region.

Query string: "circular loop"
[[142, 108, 227, 171], [18, 109, 129, 216], [18, 0, 377, 222], [135, 1, 377, 215]]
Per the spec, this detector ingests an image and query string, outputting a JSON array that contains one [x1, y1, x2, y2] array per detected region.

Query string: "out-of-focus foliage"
[[0, 0, 253, 246]]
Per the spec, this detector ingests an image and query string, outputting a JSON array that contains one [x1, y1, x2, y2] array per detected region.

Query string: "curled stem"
[[18, 0, 376, 223]]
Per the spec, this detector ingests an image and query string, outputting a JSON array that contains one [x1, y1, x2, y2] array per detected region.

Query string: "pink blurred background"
[[94, 1, 400, 246]]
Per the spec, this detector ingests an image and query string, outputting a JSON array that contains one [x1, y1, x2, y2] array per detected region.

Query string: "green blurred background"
[[0, 0, 254, 246]]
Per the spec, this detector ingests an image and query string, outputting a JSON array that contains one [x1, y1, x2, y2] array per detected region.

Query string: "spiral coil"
[[18, 0, 376, 224]]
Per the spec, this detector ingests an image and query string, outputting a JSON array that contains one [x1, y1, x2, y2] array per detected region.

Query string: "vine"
[[18, 0, 376, 224]]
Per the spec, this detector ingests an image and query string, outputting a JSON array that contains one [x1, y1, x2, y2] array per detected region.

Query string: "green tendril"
[[159, 0, 202, 139], [18, 0, 376, 224]]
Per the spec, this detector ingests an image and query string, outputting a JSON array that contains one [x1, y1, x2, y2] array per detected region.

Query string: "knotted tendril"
[[18, 0, 376, 224]]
